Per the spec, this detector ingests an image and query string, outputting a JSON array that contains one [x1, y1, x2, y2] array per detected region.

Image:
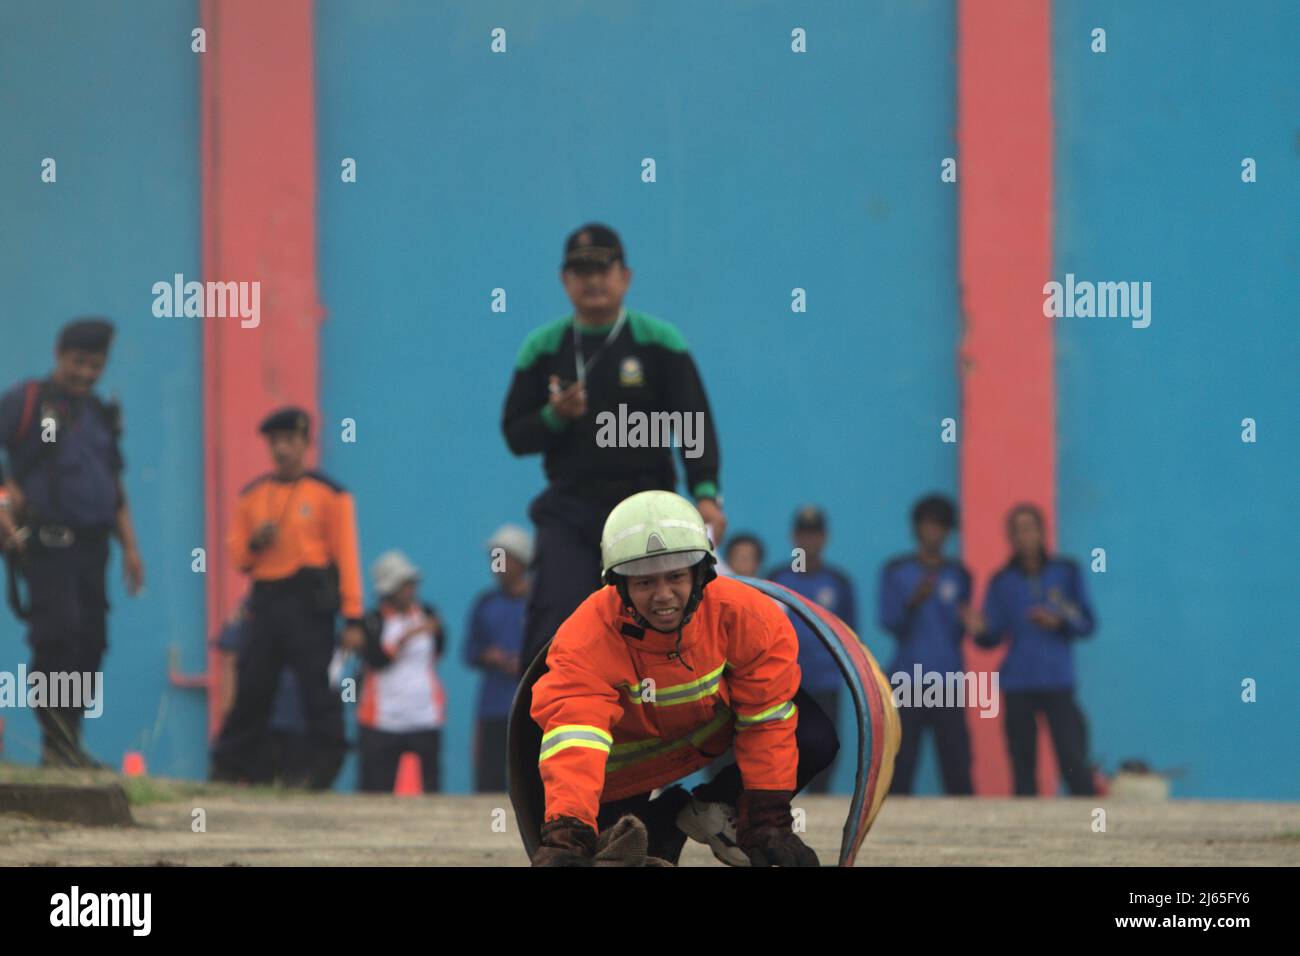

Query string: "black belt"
[[31, 524, 112, 548], [251, 566, 340, 616], [4, 524, 108, 620], [251, 574, 308, 595]]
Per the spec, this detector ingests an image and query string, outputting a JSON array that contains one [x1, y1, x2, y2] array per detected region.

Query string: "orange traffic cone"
[[121, 751, 147, 777], [394, 752, 422, 796]]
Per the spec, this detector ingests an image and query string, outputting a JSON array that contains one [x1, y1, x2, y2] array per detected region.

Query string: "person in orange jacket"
[[210, 407, 364, 789], [529, 490, 836, 866]]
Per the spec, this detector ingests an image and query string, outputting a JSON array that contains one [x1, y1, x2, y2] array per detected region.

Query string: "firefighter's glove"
[[532, 816, 598, 867], [737, 790, 820, 867]]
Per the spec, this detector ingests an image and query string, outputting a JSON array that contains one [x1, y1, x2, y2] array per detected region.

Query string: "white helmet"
[[371, 550, 420, 597]]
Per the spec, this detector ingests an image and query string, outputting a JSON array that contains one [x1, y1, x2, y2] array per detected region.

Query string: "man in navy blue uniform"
[[464, 524, 532, 792], [766, 505, 856, 793], [878, 494, 975, 795], [970, 503, 1097, 796], [0, 318, 145, 767]]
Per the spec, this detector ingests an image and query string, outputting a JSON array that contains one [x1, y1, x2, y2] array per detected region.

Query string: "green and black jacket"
[[501, 309, 720, 503]]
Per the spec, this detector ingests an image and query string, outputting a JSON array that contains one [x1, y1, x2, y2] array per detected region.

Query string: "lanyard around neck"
[[264, 476, 302, 528], [572, 308, 627, 385]]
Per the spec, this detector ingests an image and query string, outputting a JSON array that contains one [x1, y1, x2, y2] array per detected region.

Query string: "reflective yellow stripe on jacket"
[[622, 662, 727, 707], [538, 724, 613, 762], [606, 707, 734, 773], [734, 698, 797, 730]]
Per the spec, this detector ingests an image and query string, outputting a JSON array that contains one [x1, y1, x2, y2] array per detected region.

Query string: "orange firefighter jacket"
[[229, 471, 364, 620], [531, 575, 802, 830]]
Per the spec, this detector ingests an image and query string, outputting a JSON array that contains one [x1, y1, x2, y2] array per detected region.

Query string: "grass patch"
[[119, 775, 212, 806]]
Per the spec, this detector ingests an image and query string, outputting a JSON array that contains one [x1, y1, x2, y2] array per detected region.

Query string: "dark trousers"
[[596, 687, 839, 857], [1004, 689, 1094, 796], [22, 534, 109, 761], [357, 726, 441, 793], [889, 702, 973, 795], [801, 688, 840, 793], [698, 687, 823, 788], [473, 717, 509, 792], [270, 730, 313, 784], [520, 488, 613, 667], [211, 582, 345, 789]]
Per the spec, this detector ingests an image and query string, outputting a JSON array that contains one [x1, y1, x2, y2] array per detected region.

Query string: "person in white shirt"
[[356, 550, 446, 793]]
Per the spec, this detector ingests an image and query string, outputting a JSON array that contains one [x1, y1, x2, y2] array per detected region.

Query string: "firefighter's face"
[[626, 567, 694, 631], [53, 348, 107, 396], [561, 260, 630, 314]]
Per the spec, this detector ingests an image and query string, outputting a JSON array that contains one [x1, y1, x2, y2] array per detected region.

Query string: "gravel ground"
[[0, 773, 1296, 866]]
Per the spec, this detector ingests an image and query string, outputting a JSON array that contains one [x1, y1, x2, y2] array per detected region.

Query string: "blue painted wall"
[[0, 1, 207, 774], [1054, 0, 1300, 797]]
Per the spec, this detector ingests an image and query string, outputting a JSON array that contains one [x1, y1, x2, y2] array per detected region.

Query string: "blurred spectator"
[[879, 494, 974, 795], [215, 598, 311, 784], [356, 551, 446, 793], [210, 407, 361, 790], [969, 504, 1097, 796], [766, 505, 856, 793], [722, 532, 764, 578], [464, 524, 532, 792], [0, 318, 144, 769]]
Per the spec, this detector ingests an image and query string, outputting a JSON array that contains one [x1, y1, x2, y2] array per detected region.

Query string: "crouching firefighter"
[[528, 490, 836, 867]]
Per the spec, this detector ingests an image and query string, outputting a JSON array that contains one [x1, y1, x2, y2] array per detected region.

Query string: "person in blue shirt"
[[464, 524, 532, 792], [970, 503, 1097, 796], [766, 505, 855, 793], [878, 494, 975, 795]]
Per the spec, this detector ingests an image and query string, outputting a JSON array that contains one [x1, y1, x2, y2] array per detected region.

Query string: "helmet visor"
[[612, 550, 707, 578]]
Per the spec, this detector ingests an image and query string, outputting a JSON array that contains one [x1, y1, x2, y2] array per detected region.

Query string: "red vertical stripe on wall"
[[201, 0, 322, 739], [957, 0, 1060, 796]]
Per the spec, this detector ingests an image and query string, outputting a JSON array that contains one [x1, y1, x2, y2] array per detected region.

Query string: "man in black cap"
[[0, 318, 145, 767], [209, 407, 364, 789], [502, 223, 726, 667]]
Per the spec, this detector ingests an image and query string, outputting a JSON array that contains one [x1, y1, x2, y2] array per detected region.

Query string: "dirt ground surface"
[[0, 770, 1296, 866]]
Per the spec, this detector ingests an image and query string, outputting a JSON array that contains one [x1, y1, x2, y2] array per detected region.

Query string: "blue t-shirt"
[[463, 589, 527, 720], [765, 564, 857, 692], [980, 556, 1096, 691], [877, 556, 971, 676]]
